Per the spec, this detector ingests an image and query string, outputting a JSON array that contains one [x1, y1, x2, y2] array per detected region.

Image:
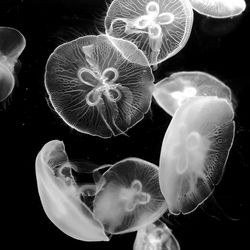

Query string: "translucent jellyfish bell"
[[45, 34, 154, 138], [93, 158, 167, 234], [35, 140, 109, 241], [105, 0, 193, 66], [134, 220, 180, 250], [159, 96, 235, 215], [189, 0, 246, 18], [0, 27, 26, 102], [153, 71, 232, 116]]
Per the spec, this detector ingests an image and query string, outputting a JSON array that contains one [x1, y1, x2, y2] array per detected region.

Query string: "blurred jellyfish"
[[0, 27, 26, 102], [35, 140, 109, 242], [105, 0, 193, 67], [45, 34, 154, 138], [153, 71, 232, 116], [134, 220, 180, 250], [92, 158, 167, 234], [189, 0, 246, 18], [159, 96, 235, 215]]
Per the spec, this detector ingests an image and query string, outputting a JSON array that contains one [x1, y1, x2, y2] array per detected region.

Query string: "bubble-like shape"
[[35, 140, 109, 242], [0, 27, 26, 102], [159, 96, 235, 215], [105, 0, 193, 66], [153, 71, 232, 116], [93, 158, 167, 234], [45, 34, 154, 138], [189, 0, 246, 18]]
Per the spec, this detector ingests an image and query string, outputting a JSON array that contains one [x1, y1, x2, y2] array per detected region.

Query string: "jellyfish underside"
[[159, 96, 235, 215], [0, 27, 26, 102], [189, 0, 246, 18], [105, 0, 193, 66], [134, 220, 180, 250], [35, 141, 167, 241], [45, 34, 154, 138], [153, 71, 232, 116]]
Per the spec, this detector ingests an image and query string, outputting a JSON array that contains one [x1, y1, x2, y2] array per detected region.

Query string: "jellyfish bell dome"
[[44, 34, 154, 138], [153, 71, 232, 117], [104, 0, 193, 66], [189, 0, 246, 19], [35, 140, 109, 242], [159, 96, 235, 215], [0, 27, 26, 102], [93, 158, 167, 234]]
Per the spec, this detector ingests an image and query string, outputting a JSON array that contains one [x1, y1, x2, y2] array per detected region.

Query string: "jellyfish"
[[134, 220, 180, 250], [44, 34, 154, 138], [189, 0, 246, 18], [35, 140, 109, 242], [105, 0, 193, 67], [35, 140, 167, 241], [92, 157, 167, 234], [159, 96, 235, 215], [153, 71, 232, 116], [0, 27, 26, 102]]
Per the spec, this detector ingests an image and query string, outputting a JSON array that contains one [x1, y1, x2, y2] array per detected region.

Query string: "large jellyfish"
[[134, 220, 180, 250], [189, 0, 246, 18], [105, 0, 193, 66], [0, 27, 26, 102], [153, 71, 232, 116], [159, 96, 235, 215], [45, 34, 154, 138], [35, 140, 167, 241]]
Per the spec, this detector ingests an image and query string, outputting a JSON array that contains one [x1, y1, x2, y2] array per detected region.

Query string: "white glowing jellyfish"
[[134, 220, 180, 250], [35, 140, 109, 242], [159, 96, 235, 215], [0, 27, 26, 102], [189, 0, 246, 18], [45, 34, 154, 138], [105, 0, 193, 66], [153, 71, 232, 116], [35, 140, 167, 240], [93, 158, 167, 234]]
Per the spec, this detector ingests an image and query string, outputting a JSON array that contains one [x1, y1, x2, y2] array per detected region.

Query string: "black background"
[[1, 0, 249, 249]]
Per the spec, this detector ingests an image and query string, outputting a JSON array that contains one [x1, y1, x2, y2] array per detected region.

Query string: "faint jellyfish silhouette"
[[105, 0, 193, 67], [92, 158, 167, 234], [189, 0, 246, 18], [134, 220, 180, 250], [159, 96, 235, 215], [0, 27, 26, 102], [153, 71, 232, 116], [45, 34, 154, 138], [35, 140, 109, 241]]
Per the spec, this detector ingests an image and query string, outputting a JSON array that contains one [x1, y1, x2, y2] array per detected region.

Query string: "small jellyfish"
[[105, 0, 193, 66], [153, 71, 232, 116], [189, 0, 246, 18], [134, 220, 180, 250], [45, 34, 154, 138], [92, 158, 167, 234], [0, 27, 26, 102], [159, 96, 235, 215], [35, 140, 109, 242]]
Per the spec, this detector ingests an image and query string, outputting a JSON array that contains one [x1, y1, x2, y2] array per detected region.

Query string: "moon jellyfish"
[[189, 0, 246, 18], [0, 27, 26, 102], [105, 0, 193, 66], [134, 220, 180, 250], [45, 34, 154, 138], [159, 96, 235, 215], [35, 140, 109, 242], [153, 71, 232, 116], [92, 158, 167, 234]]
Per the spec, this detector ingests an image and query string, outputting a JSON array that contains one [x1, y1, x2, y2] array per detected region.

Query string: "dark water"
[[1, 0, 249, 249]]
